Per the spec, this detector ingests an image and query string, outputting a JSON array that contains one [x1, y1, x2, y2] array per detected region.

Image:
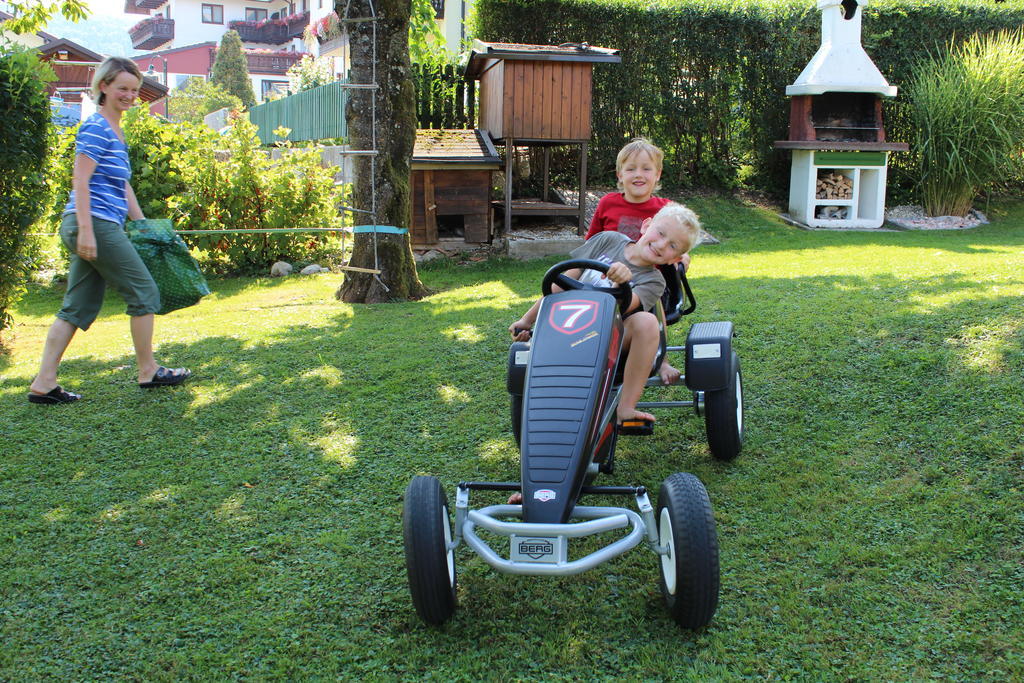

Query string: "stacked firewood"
[[816, 172, 853, 200]]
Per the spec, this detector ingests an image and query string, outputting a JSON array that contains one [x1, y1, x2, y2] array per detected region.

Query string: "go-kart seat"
[[644, 263, 696, 379], [657, 263, 696, 326]]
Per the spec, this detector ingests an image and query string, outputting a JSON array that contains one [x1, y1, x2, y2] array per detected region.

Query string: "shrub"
[[33, 105, 343, 277], [40, 123, 77, 227], [287, 55, 334, 93], [0, 45, 54, 342], [211, 30, 256, 107], [166, 117, 344, 274], [123, 107, 195, 218], [23, 122, 76, 275], [907, 29, 1024, 216], [166, 77, 243, 125]]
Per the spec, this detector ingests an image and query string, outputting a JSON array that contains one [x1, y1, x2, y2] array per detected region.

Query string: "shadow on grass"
[[1, 249, 1022, 677]]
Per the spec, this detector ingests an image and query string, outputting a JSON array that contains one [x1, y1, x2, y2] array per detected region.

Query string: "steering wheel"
[[541, 259, 633, 316]]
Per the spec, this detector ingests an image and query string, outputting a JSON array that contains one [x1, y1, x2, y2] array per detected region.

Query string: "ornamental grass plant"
[[908, 29, 1024, 217]]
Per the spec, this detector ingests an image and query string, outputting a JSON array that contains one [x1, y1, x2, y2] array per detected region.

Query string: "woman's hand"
[[76, 228, 97, 261]]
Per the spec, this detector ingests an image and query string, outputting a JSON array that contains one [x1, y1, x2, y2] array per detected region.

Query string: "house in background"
[[133, 40, 302, 115], [125, 0, 307, 102], [434, 0, 474, 56], [38, 37, 168, 124]]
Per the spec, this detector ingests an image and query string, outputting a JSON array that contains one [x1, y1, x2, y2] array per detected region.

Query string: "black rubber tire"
[[511, 392, 523, 448], [656, 472, 719, 629], [704, 351, 743, 461], [403, 475, 457, 625]]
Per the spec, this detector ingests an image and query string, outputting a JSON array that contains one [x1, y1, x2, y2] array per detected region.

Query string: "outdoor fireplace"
[[774, 0, 907, 228]]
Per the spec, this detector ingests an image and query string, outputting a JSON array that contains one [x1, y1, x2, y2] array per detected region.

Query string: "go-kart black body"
[[517, 285, 624, 524]]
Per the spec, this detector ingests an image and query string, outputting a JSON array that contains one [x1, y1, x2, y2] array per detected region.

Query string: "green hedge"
[[0, 46, 53, 342], [473, 0, 1024, 198]]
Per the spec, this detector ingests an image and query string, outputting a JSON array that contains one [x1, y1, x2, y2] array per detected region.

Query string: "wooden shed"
[[464, 41, 620, 234], [410, 128, 501, 248]]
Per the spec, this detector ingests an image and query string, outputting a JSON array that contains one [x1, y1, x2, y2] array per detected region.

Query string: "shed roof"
[[412, 129, 501, 167], [464, 40, 620, 80]]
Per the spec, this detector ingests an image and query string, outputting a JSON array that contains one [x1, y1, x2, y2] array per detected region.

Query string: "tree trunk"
[[336, 0, 428, 303]]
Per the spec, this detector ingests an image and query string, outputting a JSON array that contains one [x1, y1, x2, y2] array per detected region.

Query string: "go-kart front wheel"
[[403, 476, 457, 625], [657, 472, 719, 629], [704, 351, 743, 461]]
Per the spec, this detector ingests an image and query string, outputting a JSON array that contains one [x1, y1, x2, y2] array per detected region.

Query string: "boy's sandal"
[[139, 366, 191, 389], [616, 417, 654, 436], [27, 386, 82, 405]]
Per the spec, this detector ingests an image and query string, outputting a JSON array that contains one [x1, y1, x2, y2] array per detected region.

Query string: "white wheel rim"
[[735, 371, 743, 435], [659, 507, 677, 595], [442, 504, 455, 586]]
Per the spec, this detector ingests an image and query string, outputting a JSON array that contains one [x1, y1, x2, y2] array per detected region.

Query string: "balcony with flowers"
[[228, 18, 290, 45], [286, 11, 310, 38], [302, 11, 350, 53], [130, 16, 174, 50], [245, 49, 305, 75]]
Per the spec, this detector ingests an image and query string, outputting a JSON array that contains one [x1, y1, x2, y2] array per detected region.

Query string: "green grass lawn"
[[2, 198, 1022, 680]]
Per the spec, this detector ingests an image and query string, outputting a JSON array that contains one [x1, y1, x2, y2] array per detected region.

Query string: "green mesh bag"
[[126, 219, 210, 315]]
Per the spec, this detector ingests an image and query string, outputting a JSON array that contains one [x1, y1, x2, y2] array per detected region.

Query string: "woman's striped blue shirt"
[[64, 113, 132, 225]]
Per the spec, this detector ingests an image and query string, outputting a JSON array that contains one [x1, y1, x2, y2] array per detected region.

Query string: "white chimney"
[[786, 0, 897, 97]]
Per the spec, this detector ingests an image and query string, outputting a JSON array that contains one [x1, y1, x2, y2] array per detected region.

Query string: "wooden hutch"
[[464, 41, 620, 234], [410, 129, 501, 248]]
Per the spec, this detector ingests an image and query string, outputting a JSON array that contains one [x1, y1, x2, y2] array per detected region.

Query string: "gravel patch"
[[508, 187, 720, 245], [884, 205, 988, 230]]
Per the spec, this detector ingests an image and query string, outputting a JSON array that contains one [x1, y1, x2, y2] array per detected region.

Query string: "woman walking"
[[28, 57, 190, 404]]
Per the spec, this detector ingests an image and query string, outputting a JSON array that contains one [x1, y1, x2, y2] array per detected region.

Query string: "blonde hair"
[[652, 202, 701, 254], [616, 138, 664, 193], [90, 57, 143, 106]]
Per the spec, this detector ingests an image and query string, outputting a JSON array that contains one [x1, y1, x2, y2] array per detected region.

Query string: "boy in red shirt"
[[585, 138, 671, 241], [586, 138, 689, 384]]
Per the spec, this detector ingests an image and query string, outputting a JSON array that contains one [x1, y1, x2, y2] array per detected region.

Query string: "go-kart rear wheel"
[[657, 472, 719, 629], [704, 351, 743, 461], [403, 476, 457, 625]]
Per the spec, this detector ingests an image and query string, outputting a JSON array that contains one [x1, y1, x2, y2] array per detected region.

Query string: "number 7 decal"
[[549, 299, 599, 335]]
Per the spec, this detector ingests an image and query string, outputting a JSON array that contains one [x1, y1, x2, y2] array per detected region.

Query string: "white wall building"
[[125, 0, 476, 104], [126, 0, 309, 101]]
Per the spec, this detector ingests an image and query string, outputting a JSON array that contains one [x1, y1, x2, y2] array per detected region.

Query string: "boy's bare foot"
[[508, 491, 522, 504], [617, 408, 656, 424], [658, 361, 681, 385]]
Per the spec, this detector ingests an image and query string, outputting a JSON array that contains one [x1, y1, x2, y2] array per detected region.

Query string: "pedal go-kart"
[[403, 259, 743, 628]]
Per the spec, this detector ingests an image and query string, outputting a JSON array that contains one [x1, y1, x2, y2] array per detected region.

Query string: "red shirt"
[[584, 192, 671, 240]]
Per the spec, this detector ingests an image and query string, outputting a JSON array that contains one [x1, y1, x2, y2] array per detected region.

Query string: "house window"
[[201, 4, 223, 23], [245, 7, 268, 21], [262, 80, 289, 100]]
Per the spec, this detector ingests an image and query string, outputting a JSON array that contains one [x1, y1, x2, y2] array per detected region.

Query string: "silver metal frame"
[[451, 487, 668, 577]]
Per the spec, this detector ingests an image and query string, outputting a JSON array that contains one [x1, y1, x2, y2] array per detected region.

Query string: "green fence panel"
[[249, 80, 349, 144]]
